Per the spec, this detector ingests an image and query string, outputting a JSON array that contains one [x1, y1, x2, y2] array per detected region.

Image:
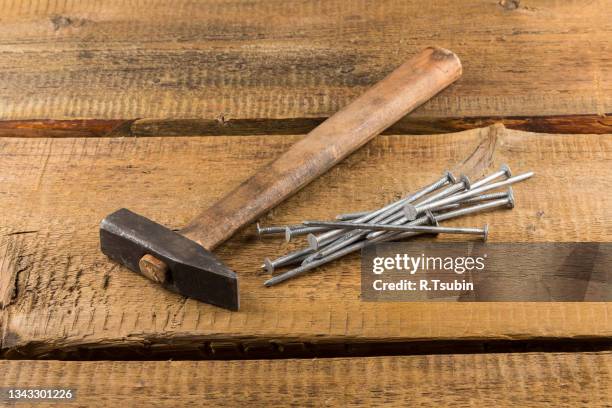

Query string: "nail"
[[305, 230, 363, 263], [262, 247, 314, 273], [365, 206, 438, 240], [382, 201, 509, 244], [384, 177, 470, 233], [404, 174, 471, 220], [266, 212, 440, 286], [268, 196, 506, 286], [304, 229, 359, 263], [459, 174, 472, 190], [308, 211, 437, 263], [372, 193, 514, 243], [303, 220, 488, 239], [394, 176, 469, 225], [435, 191, 515, 223], [309, 171, 455, 250], [285, 226, 330, 242], [264, 170, 521, 285], [307, 206, 408, 262], [262, 258, 275, 273], [431, 190, 510, 212], [336, 210, 373, 220], [404, 172, 531, 220], [470, 164, 512, 189], [268, 193, 517, 285], [463, 190, 509, 203], [257, 223, 304, 236], [265, 240, 367, 286]]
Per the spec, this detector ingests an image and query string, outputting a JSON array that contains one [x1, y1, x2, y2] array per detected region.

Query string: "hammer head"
[[100, 208, 239, 310]]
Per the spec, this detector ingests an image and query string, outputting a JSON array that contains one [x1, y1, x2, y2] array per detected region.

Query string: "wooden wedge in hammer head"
[[99, 47, 462, 310]]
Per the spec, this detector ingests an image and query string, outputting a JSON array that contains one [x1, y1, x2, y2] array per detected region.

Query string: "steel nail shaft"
[[303, 220, 489, 239], [257, 223, 304, 236], [431, 190, 511, 212], [470, 164, 512, 189], [404, 172, 532, 220], [285, 226, 330, 242], [336, 210, 373, 220], [261, 247, 314, 273], [309, 171, 455, 249], [362, 177, 472, 241]]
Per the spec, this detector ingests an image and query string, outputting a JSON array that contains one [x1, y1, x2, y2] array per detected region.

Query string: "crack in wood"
[[0, 114, 610, 138]]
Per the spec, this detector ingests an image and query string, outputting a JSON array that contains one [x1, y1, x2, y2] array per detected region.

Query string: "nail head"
[[285, 227, 292, 243], [507, 187, 515, 208], [445, 170, 457, 184], [263, 258, 275, 273], [404, 203, 418, 221], [460, 174, 471, 189], [307, 233, 319, 250], [501, 163, 512, 178], [425, 210, 438, 226]]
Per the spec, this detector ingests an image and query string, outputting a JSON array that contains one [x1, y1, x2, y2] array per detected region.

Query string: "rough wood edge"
[[0, 114, 609, 138], [1, 352, 610, 407]]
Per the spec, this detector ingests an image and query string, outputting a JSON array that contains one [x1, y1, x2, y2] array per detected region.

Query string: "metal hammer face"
[[100, 209, 239, 310]]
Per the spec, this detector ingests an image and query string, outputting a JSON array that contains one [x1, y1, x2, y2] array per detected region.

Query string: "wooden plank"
[[1, 353, 611, 407], [0, 0, 610, 126], [0, 125, 611, 357]]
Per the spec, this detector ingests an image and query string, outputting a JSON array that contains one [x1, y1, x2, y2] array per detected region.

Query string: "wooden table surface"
[[0, 0, 611, 405]]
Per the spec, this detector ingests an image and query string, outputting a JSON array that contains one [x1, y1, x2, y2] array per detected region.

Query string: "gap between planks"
[[0, 114, 610, 138]]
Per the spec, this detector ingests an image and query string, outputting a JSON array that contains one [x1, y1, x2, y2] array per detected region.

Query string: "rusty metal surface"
[[100, 209, 239, 310]]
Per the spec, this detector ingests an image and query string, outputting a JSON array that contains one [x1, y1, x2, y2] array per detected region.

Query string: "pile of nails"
[[258, 164, 533, 287]]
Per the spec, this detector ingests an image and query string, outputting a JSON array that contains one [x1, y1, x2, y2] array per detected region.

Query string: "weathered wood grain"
[[0, 0, 610, 126], [0, 125, 611, 357], [1, 353, 611, 407]]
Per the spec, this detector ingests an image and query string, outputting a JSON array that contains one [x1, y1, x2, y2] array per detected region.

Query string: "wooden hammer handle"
[[180, 47, 462, 249]]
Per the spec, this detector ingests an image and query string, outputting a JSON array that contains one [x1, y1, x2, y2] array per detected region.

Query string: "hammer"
[[99, 47, 462, 310]]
